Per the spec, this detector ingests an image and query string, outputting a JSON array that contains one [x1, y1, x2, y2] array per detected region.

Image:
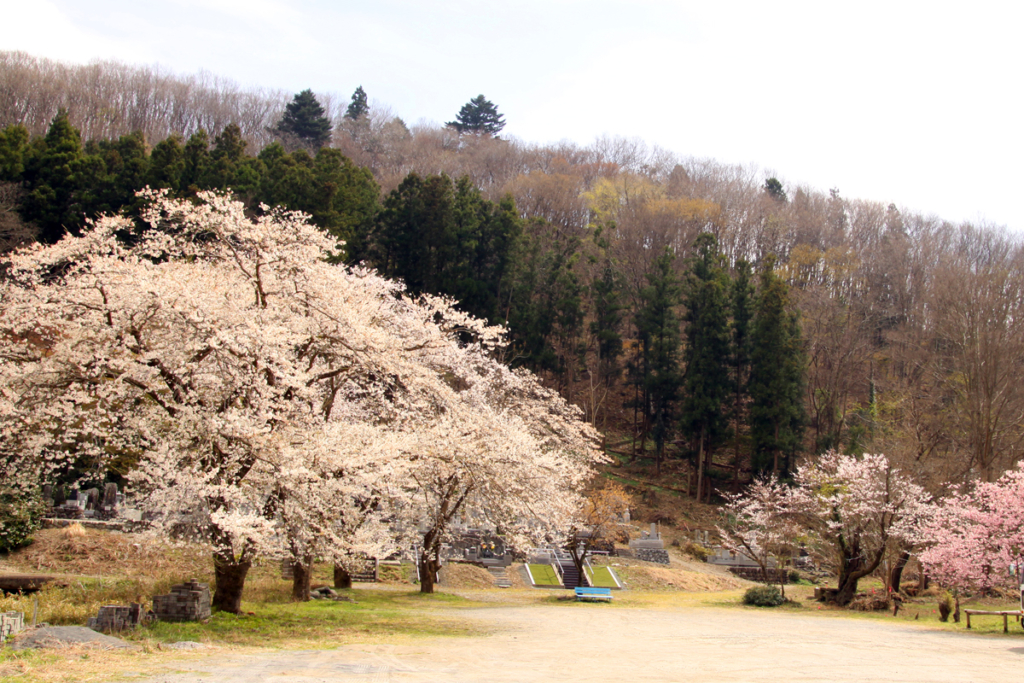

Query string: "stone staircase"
[[558, 560, 584, 589], [488, 566, 513, 588]]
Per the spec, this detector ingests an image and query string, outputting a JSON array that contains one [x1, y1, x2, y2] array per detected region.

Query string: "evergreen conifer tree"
[[204, 124, 261, 197], [147, 134, 186, 192], [276, 89, 332, 149], [446, 95, 506, 135], [0, 125, 30, 182], [764, 177, 787, 202], [749, 255, 806, 475], [181, 129, 210, 192], [680, 233, 732, 501], [729, 259, 755, 487], [592, 262, 624, 386], [635, 247, 682, 475], [344, 86, 369, 120], [21, 109, 86, 242]]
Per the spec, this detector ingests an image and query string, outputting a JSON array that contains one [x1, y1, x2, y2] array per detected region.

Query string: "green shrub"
[[937, 592, 953, 622], [743, 585, 785, 607], [0, 489, 44, 553], [684, 542, 712, 562]]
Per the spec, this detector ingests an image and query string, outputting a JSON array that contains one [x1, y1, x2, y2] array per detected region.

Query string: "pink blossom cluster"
[[918, 464, 1024, 592]]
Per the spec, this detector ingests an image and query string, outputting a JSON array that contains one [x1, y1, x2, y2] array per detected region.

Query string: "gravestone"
[[103, 483, 118, 510], [0, 612, 24, 644]]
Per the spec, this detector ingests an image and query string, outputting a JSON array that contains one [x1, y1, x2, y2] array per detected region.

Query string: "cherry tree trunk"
[[291, 556, 313, 601], [889, 550, 911, 593], [834, 576, 859, 607], [212, 553, 251, 613], [835, 556, 867, 606], [419, 554, 440, 594], [569, 543, 587, 588], [333, 564, 352, 590]]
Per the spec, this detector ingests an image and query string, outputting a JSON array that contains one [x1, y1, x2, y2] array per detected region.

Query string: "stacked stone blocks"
[[152, 580, 211, 622], [87, 603, 146, 632]]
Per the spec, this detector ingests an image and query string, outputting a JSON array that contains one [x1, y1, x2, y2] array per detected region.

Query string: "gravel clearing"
[[131, 605, 1022, 682], [8, 625, 133, 650]]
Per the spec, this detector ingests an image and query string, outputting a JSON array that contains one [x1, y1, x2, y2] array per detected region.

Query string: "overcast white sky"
[[2, 0, 1021, 230]]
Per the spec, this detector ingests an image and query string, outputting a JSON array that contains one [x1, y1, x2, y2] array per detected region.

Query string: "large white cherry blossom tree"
[[0, 190, 601, 610], [790, 452, 932, 606]]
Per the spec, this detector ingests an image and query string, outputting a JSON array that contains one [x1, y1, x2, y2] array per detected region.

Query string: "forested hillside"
[[2, 51, 1021, 497]]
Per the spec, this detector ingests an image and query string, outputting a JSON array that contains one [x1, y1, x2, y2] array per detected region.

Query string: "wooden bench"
[[964, 609, 1023, 633], [575, 587, 612, 602]]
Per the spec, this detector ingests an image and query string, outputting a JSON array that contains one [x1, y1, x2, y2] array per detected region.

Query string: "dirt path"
[[136, 605, 1022, 682]]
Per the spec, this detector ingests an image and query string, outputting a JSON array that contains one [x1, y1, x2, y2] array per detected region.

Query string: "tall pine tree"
[[590, 259, 624, 427], [446, 95, 506, 135], [276, 89, 332, 150], [635, 247, 682, 475], [680, 233, 732, 502], [749, 255, 806, 475], [729, 259, 755, 488], [344, 86, 369, 120], [21, 109, 86, 242]]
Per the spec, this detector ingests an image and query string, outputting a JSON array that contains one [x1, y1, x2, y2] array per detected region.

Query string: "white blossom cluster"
[[0, 190, 602, 570]]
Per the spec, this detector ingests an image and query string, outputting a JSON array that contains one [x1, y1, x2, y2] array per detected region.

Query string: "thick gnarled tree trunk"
[[419, 550, 441, 594], [835, 543, 886, 606], [213, 552, 252, 613], [291, 555, 313, 601]]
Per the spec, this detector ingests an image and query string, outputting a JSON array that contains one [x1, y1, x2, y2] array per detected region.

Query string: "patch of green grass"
[[131, 587, 479, 648], [527, 564, 561, 587], [585, 566, 620, 589]]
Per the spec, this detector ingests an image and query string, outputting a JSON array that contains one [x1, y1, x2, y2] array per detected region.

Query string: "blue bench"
[[575, 587, 612, 602]]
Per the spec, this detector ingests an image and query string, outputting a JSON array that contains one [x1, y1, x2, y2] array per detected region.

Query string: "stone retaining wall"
[[727, 566, 790, 583], [634, 548, 670, 564]]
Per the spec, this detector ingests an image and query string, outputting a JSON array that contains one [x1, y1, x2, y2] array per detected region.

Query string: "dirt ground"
[[130, 603, 1021, 683]]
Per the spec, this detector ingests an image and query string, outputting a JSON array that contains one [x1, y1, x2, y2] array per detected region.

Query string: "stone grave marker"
[[1, 611, 24, 644]]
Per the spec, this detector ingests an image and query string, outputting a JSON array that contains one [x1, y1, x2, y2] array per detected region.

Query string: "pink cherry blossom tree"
[[919, 463, 1024, 602], [0, 190, 602, 608], [718, 475, 801, 597]]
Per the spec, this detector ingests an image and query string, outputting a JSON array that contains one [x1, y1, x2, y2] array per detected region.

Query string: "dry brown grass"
[[609, 559, 747, 592], [2, 525, 209, 579], [0, 525, 214, 626], [0, 644, 206, 683], [439, 563, 495, 589]]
